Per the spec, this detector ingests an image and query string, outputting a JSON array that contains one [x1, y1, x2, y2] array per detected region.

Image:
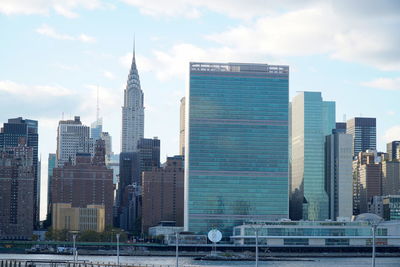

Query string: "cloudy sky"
[[1, 0, 400, 219]]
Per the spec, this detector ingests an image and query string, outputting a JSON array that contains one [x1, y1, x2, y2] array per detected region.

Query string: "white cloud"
[[78, 34, 96, 43], [362, 78, 400, 91], [384, 125, 400, 143], [0, 80, 74, 97], [0, 0, 107, 18], [133, 0, 400, 77], [120, 0, 316, 20], [36, 24, 96, 43], [103, 71, 115, 80]]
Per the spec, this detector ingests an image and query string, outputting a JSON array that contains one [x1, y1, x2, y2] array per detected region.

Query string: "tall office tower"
[[0, 117, 39, 228], [56, 116, 93, 167], [179, 97, 186, 155], [117, 137, 161, 232], [325, 129, 353, 220], [352, 150, 376, 215], [381, 160, 400, 195], [291, 92, 335, 221], [387, 141, 400, 161], [186, 62, 289, 236], [52, 139, 113, 231], [142, 155, 184, 233], [121, 46, 144, 153], [100, 132, 112, 160], [335, 122, 347, 133], [137, 137, 160, 175], [0, 140, 34, 239], [90, 118, 103, 141], [346, 117, 376, 157], [46, 153, 56, 222], [359, 160, 382, 213]]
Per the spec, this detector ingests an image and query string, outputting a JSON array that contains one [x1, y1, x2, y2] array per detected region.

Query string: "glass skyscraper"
[[346, 117, 376, 157], [290, 92, 335, 221], [185, 62, 289, 236]]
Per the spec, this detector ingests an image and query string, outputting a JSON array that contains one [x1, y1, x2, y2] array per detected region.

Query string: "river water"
[[0, 254, 399, 267]]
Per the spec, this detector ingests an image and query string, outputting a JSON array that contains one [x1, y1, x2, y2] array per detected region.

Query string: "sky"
[[1, 0, 400, 220]]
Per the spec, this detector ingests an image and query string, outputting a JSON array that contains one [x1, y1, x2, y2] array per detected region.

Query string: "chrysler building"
[[121, 44, 144, 152]]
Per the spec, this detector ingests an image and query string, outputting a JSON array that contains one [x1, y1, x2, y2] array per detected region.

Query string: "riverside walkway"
[[0, 259, 175, 267]]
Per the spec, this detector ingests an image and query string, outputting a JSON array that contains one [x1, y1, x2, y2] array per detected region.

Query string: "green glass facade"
[[290, 92, 335, 221], [185, 62, 289, 236]]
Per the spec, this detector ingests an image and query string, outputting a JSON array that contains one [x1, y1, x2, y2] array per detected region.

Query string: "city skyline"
[[1, 1, 400, 220]]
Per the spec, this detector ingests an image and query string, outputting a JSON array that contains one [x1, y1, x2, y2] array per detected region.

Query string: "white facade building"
[[325, 130, 353, 220], [56, 116, 93, 167], [121, 47, 144, 153]]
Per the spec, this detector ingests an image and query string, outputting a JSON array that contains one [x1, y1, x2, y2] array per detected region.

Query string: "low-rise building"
[[52, 203, 105, 232], [231, 219, 400, 246]]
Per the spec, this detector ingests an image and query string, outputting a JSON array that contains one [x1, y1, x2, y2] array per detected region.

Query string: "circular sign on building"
[[208, 229, 222, 243]]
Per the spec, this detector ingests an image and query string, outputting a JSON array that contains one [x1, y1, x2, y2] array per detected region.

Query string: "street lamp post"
[[255, 228, 259, 267], [72, 234, 77, 266], [371, 220, 382, 267], [116, 233, 120, 266], [175, 232, 179, 267]]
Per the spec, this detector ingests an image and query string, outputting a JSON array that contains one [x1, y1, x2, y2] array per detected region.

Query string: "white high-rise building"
[[121, 46, 144, 152], [56, 116, 93, 167]]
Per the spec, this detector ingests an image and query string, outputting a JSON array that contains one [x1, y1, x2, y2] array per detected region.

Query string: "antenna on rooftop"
[[343, 114, 346, 122], [96, 85, 100, 122], [62, 112, 64, 120]]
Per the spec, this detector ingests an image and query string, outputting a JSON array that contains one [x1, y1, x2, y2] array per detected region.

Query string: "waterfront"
[[0, 254, 399, 267]]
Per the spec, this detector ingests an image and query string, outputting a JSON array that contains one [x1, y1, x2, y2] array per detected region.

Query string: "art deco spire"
[[121, 39, 144, 152]]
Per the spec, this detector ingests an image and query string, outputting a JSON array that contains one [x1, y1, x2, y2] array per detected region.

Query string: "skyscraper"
[[346, 117, 376, 157], [179, 97, 186, 156], [0, 140, 34, 239], [325, 129, 353, 220], [290, 92, 335, 221], [56, 116, 93, 167], [0, 117, 39, 228], [186, 62, 289, 236], [117, 137, 160, 232], [46, 153, 56, 222], [142, 155, 184, 233], [91, 118, 103, 141], [386, 141, 400, 161], [121, 46, 144, 153]]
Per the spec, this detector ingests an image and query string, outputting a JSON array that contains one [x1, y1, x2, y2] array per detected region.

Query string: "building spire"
[[96, 85, 100, 122]]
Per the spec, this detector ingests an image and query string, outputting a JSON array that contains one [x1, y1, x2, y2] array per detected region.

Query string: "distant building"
[[117, 137, 160, 233], [100, 132, 112, 160], [142, 156, 184, 233], [186, 62, 289, 236], [368, 196, 384, 218], [346, 117, 376, 157], [90, 118, 103, 141], [121, 46, 144, 153], [52, 140, 113, 230], [335, 122, 347, 133], [381, 160, 400, 196], [352, 150, 378, 215], [359, 159, 382, 213], [52, 203, 105, 232], [47, 153, 56, 221], [386, 141, 400, 161], [0, 117, 39, 228], [179, 97, 185, 155], [383, 195, 400, 220], [56, 116, 93, 167], [291, 91, 335, 221], [325, 130, 353, 220], [0, 141, 34, 239]]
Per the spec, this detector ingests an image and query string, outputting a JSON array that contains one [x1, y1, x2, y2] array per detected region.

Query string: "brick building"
[[142, 156, 184, 234], [0, 140, 34, 239], [51, 140, 113, 231]]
